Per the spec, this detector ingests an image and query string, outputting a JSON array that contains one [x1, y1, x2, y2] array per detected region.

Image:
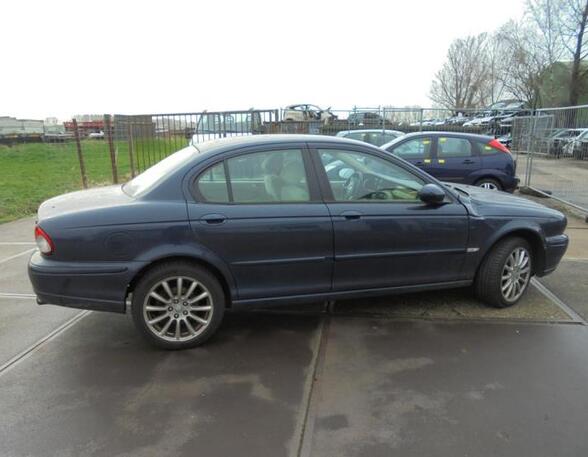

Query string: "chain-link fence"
[[8, 103, 588, 224], [513, 105, 588, 215]]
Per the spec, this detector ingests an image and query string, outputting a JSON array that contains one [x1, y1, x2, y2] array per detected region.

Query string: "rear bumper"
[[28, 251, 144, 313], [539, 234, 569, 276], [504, 176, 519, 193]]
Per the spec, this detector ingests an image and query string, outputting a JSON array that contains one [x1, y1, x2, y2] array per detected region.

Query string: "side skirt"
[[231, 280, 473, 310]]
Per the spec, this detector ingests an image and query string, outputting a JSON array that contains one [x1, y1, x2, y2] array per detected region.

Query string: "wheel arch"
[[473, 174, 504, 189], [126, 255, 235, 309], [478, 228, 545, 276]]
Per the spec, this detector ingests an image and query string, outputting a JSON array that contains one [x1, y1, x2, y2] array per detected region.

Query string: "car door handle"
[[200, 213, 227, 224], [340, 210, 362, 220], [462, 159, 475, 164], [414, 161, 423, 166]]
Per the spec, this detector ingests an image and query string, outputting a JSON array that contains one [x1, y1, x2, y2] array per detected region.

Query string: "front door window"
[[318, 149, 424, 202]]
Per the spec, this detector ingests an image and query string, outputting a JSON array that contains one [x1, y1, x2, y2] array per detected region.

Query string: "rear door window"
[[437, 137, 472, 158], [196, 149, 311, 203], [228, 149, 310, 203]]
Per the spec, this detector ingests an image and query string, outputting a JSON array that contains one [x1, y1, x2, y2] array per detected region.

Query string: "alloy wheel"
[[143, 276, 213, 342], [479, 181, 499, 190], [501, 247, 531, 302]]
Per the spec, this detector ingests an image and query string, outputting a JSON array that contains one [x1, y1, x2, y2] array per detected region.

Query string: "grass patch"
[[0, 137, 187, 223]]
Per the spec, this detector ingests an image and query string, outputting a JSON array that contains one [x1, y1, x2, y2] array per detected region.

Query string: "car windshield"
[[122, 146, 196, 197], [382, 135, 410, 149]]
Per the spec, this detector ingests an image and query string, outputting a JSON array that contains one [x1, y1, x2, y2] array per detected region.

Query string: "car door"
[[188, 145, 333, 300], [385, 136, 434, 176], [310, 144, 469, 291], [429, 136, 480, 184]]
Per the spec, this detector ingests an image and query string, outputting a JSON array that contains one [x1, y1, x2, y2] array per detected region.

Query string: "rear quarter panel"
[[40, 201, 190, 262], [479, 150, 516, 189]]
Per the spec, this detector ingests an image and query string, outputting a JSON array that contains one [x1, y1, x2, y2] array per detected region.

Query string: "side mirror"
[[417, 183, 446, 205]]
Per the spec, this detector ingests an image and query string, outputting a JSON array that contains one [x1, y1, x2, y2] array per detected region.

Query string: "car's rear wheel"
[[475, 178, 502, 191], [475, 237, 532, 308], [131, 262, 225, 349]]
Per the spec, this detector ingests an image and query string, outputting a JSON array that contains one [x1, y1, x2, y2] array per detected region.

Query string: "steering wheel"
[[344, 171, 364, 200]]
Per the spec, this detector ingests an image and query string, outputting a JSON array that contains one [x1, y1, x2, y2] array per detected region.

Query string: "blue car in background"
[[382, 132, 518, 192]]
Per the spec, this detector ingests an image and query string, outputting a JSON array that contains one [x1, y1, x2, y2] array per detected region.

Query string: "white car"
[[88, 131, 105, 139], [563, 129, 588, 158], [282, 104, 336, 124], [335, 129, 405, 146], [463, 116, 494, 127]]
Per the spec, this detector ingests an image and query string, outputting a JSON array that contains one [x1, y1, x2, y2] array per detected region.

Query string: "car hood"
[[38, 185, 132, 221], [446, 184, 564, 219]]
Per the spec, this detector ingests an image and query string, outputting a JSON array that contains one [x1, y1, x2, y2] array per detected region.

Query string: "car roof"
[[397, 131, 493, 141], [337, 129, 404, 135], [193, 134, 372, 157], [380, 131, 494, 150]]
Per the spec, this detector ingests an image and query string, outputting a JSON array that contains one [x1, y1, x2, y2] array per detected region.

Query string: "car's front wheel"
[[475, 237, 532, 308], [131, 262, 225, 349]]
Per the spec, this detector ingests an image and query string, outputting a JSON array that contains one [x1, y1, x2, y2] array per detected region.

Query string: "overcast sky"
[[1, 0, 526, 120]]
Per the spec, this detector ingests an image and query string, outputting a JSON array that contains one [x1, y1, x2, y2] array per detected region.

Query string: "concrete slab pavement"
[[0, 217, 36, 242], [302, 318, 588, 457], [0, 311, 322, 457], [0, 253, 35, 295], [333, 285, 572, 323], [0, 205, 586, 457], [539, 260, 588, 322], [0, 297, 79, 367]]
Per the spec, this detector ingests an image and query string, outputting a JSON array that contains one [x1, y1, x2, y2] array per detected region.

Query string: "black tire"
[[131, 262, 225, 350], [475, 178, 502, 191], [475, 237, 532, 308]]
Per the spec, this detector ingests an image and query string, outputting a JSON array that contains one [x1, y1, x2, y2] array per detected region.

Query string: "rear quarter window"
[[479, 141, 500, 155]]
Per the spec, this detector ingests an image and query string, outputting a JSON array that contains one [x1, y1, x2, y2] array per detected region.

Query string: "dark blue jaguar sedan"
[[29, 135, 568, 349]]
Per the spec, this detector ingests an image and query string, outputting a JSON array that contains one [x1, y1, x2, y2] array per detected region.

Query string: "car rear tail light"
[[488, 138, 511, 154], [35, 225, 54, 255]]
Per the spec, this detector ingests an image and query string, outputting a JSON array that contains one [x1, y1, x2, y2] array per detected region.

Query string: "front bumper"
[[28, 251, 144, 313], [540, 234, 569, 276]]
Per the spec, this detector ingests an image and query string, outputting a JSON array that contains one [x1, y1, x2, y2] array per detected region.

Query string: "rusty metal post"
[[72, 119, 88, 189], [127, 123, 136, 178], [104, 114, 118, 184]]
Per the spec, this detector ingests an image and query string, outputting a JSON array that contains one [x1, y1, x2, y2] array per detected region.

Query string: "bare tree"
[[495, 19, 559, 108], [485, 34, 509, 104], [526, 0, 567, 62], [557, 0, 588, 105], [429, 34, 491, 111]]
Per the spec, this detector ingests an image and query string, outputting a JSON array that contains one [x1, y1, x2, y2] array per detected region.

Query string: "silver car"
[[336, 129, 404, 146]]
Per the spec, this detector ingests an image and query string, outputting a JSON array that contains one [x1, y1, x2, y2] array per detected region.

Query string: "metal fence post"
[[103, 114, 118, 184], [525, 113, 539, 187], [128, 124, 136, 178], [419, 109, 424, 132], [72, 119, 88, 189]]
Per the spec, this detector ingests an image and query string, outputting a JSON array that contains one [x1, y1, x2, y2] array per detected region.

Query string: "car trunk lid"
[[37, 185, 133, 221]]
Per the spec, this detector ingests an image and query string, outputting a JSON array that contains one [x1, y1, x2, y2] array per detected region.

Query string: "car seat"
[[279, 159, 309, 201], [262, 154, 284, 200]]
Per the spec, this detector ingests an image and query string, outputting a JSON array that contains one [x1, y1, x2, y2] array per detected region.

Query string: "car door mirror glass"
[[417, 184, 446, 205]]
